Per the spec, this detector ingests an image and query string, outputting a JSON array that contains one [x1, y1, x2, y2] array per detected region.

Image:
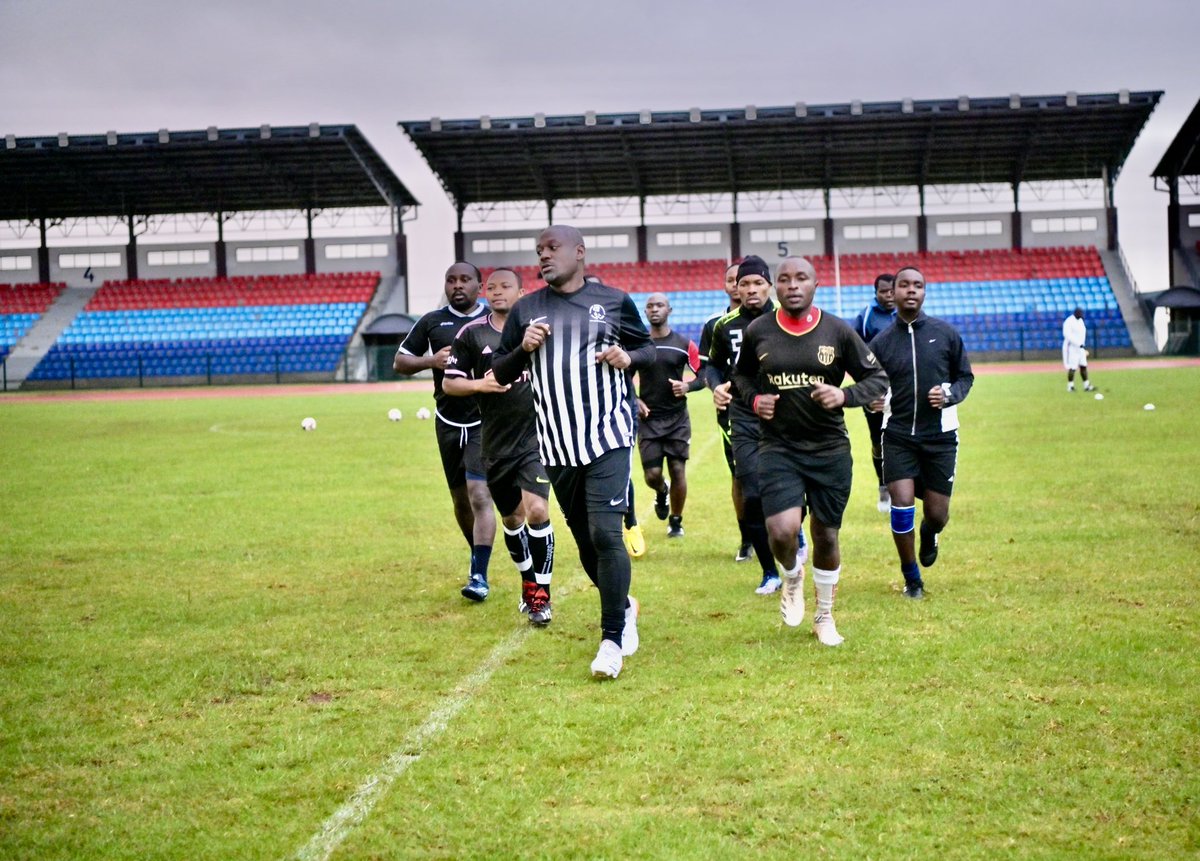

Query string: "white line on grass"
[[290, 623, 535, 861]]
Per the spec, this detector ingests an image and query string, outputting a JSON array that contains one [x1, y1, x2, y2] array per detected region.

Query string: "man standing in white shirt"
[[1062, 308, 1094, 392]]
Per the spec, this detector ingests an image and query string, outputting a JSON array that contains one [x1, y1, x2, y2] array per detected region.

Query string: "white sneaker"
[[1083, 383, 1095, 391], [813, 612, 845, 646], [755, 574, 782, 595], [780, 573, 805, 627], [877, 485, 891, 514], [621, 596, 639, 657], [590, 639, 623, 679]]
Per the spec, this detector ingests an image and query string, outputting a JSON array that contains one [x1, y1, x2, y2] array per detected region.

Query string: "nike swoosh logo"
[[608, 496, 624, 506], [929, 339, 936, 343], [535, 476, 550, 484]]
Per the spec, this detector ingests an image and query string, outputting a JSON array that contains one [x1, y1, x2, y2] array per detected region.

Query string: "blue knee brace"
[[890, 504, 916, 534]]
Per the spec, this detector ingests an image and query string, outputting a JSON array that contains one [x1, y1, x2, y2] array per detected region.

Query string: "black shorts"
[[486, 448, 551, 517], [758, 441, 853, 528], [882, 431, 959, 498], [717, 408, 735, 475], [435, 418, 485, 488], [638, 409, 691, 467], [730, 412, 762, 498], [546, 446, 632, 523]]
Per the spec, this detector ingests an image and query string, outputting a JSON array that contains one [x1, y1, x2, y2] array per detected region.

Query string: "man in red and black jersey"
[[394, 262, 496, 601], [444, 268, 555, 625], [706, 256, 781, 595], [635, 292, 705, 538], [735, 257, 889, 646]]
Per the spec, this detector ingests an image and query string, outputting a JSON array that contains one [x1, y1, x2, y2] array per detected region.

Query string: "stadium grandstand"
[[0, 125, 418, 389], [402, 91, 1161, 359], [1150, 96, 1200, 354], [0, 94, 1171, 389]]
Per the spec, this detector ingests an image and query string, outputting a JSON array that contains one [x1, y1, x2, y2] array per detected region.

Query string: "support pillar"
[[823, 188, 834, 258], [215, 210, 227, 279], [1167, 175, 1180, 285], [303, 208, 316, 275], [916, 185, 928, 254], [1011, 182, 1023, 251], [1103, 166, 1118, 252], [636, 196, 648, 263], [453, 204, 466, 262], [126, 215, 138, 281], [729, 191, 740, 261], [37, 218, 50, 284]]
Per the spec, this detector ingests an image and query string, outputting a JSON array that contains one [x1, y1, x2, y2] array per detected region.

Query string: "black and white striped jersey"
[[491, 281, 655, 467]]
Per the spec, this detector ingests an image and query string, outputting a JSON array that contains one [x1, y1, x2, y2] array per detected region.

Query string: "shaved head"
[[536, 224, 587, 290], [542, 224, 585, 249]]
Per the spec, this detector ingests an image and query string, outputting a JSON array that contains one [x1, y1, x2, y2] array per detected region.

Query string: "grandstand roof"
[[400, 92, 1161, 208], [1151, 97, 1200, 178], [0, 125, 418, 221]]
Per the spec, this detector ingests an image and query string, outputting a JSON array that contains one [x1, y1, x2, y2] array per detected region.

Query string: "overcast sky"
[[1, 0, 1195, 310]]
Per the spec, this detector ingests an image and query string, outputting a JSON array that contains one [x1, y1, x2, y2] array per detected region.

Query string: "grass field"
[[2, 364, 1198, 860]]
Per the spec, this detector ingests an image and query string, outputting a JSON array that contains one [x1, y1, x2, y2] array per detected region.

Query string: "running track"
[[2, 357, 1198, 403]]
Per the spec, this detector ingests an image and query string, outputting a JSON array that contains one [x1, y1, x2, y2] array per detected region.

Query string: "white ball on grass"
[[301, 417, 317, 431], [416, 407, 431, 420], [387, 408, 403, 421], [1143, 403, 1156, 411], [1094, 393, 1104, 401]]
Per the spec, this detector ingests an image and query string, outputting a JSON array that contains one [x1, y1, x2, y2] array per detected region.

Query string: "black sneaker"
[[918, 521, 939, 568], [735, 542, 754, 562], [903, 580, 925, 600], [654, 485, 670, 520], [667, 515, 683, 538]]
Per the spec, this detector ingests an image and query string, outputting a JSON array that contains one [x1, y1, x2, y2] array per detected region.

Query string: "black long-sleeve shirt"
[[869, 311, 973, 440]]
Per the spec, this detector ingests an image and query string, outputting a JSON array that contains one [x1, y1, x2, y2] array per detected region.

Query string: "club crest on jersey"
[[589, 304, 606, 322], [817, 345, 836, 366]]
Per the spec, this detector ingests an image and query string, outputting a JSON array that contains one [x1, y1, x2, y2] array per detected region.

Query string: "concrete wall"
[[738, 220, 825, 261], [315, 237, 398, 274], [646, 225, 728, 262], [926, 216, 1012, 252], [833, 216, 920, 255], [1019, 208, 1106, 249], [0, 250, 40, 284]]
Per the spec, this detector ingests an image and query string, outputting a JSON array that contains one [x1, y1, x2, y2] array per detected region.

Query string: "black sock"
[[471, 544, 492, 579], [527, 520, 554, 598], [502, 525, 533, 581], [742, 498, 775, 577]]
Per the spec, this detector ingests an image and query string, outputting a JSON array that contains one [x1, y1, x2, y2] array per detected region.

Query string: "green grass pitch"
[[1, 365, 1197, 860]]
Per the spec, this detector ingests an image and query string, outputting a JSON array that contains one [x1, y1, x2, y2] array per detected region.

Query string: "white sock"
[[812, 566, 841, 616], [779, 554, 804, 581]]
